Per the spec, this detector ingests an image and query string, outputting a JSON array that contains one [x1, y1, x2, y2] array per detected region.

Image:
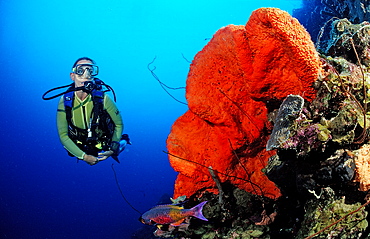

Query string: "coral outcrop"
[[151, 5, 370, 239], [296, 188, 368, 238], [167, 7, 321, 199], [167, 8, 321, 198]]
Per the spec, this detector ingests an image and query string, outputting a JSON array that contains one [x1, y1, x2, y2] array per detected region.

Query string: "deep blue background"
[[0, 1, 301, 238]]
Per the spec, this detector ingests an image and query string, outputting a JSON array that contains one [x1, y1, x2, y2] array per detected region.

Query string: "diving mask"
[[72, 64, 99, 76]]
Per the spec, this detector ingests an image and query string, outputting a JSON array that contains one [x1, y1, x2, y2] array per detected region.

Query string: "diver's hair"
[[72, 57, 96, 68]]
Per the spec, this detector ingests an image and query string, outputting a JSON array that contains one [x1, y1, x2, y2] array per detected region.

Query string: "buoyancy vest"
[[63, 87, 115, 157]]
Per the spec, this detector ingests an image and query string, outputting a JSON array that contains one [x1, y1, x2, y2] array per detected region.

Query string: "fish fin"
[[190, 201, 208, 221], [152, 204, 183, 210], [171, 219, 185, 226]]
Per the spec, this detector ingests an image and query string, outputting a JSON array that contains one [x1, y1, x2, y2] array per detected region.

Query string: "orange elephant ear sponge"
[[167, 8, 321, 199], [245, 7, 321, 101]]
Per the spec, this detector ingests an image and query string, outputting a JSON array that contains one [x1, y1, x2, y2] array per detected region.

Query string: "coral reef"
[[297, 188, 368, 238], [180, 184, 276, 239], [266, 95, 305, 151], [293, 0, 370, 43], [167, 7, 321, 199], [319, 19, 370, 65], [261, 18, 370, 238], [156, 6, 370, 239]]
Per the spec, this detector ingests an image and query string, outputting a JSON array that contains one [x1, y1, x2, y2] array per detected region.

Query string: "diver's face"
[[70, 59, 94, 87]]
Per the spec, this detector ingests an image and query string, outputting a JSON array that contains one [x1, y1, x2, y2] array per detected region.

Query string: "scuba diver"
[[43, 57, 131, 165]]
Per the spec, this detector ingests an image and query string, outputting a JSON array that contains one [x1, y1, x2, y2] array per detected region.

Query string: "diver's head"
[[70, 57, 99, 87]]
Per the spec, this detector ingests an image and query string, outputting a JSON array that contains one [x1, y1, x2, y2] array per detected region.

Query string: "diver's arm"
[[104, 95, 124, 142], [56, 97, 88, 160], [57, 98, 99, 165], [83, 154, 99, 165], [97, 95, 124, 160]]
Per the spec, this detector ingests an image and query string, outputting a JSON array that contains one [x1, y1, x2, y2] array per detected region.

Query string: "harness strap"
[[63, 88, 75, 126], [90, 89, 104, 141], [63, 87, 108, 147]]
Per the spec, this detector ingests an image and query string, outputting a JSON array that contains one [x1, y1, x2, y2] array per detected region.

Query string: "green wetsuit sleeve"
[[104, 95, 123, 143], [56, 97, 85, 159]]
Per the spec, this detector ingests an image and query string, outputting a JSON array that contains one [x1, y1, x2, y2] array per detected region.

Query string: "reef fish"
[[139, 201, 208, 226]]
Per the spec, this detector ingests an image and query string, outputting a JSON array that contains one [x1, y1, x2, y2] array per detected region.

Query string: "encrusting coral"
[[354, 144, 370, 191], [167, 7, 322, 199]]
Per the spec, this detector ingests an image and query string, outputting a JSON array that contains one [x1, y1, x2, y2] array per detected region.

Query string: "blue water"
[[0, 1, 302, 238]]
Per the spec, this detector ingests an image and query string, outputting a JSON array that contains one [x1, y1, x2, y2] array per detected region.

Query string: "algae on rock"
[[297, 188, 368, 239]]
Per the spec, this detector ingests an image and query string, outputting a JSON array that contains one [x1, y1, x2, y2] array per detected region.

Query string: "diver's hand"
[[98, 150, 114, 161], [83, 154, 99, 165]]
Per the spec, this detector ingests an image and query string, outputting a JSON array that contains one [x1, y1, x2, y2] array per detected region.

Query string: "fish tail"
[[190, 201, 208, 221]]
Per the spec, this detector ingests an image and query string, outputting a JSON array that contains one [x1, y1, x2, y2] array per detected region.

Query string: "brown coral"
[[354, 144, 370, 191]]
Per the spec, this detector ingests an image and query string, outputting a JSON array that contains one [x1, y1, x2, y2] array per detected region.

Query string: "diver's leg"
[[119, 134, 131, 153]]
